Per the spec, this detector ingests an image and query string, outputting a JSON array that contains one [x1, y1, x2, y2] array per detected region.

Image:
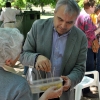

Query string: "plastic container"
[[30, 77, 63, 93]]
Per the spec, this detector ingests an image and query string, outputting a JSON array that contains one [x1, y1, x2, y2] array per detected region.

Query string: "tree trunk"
[[41, 3, 45, 14]]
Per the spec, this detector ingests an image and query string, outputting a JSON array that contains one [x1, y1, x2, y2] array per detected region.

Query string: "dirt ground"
[[14, 61, 99, 100]]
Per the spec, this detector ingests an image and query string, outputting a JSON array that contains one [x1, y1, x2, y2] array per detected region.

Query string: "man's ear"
[[5, 59, 12, 66]]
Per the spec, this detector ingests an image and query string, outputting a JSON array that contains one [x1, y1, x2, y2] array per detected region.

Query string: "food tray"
[[30, 77, 63, 93]]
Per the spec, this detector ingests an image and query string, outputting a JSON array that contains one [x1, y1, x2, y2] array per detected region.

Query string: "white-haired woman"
[[0, 28, 62, 100]]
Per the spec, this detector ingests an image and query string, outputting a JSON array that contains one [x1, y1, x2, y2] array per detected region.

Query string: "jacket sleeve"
[[67, 34, 87, 89], [19, 20, 40, 67]]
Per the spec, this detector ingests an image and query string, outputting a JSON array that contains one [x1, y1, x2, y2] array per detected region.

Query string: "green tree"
[[12, 0, 26, 8], [96, 0, 100, 5], [50, 0, 57, 8], [78, 0, 83, 9], [27, 0, 54, 14], [0, 0, 5, 8], [0, 0, 26, 8]]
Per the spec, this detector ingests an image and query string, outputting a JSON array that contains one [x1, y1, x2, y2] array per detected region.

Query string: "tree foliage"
[[12, 0, 26, 8], [26, 0, 57, 13], [50, 0, 57, 8], [97, 0, 100, 5], [0, 0, 6, 7], [78, 0, 83, 9], [0, 0, 100, 12], [31, 0, 50, 10]]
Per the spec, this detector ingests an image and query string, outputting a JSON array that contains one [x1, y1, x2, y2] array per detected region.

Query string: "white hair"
[[0, 28, 24, 66]]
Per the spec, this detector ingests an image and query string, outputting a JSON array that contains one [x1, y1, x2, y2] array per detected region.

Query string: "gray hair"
[[55, 0, 80, 17], [0, 28, 24, 66]]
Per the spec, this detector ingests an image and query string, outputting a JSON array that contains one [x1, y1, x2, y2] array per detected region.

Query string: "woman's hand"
[[39, 86, 63, 100], [95, 27, 100, 36]]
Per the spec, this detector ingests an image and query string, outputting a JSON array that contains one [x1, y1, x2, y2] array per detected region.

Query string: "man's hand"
[[61, 76, 71, 91], [35, 55, 51, 72]]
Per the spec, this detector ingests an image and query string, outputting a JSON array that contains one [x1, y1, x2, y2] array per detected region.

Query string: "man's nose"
[[61, 22, 66, 29]]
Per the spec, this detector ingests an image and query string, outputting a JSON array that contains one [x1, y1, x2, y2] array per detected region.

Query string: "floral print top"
[[75, 9, 97, 48]]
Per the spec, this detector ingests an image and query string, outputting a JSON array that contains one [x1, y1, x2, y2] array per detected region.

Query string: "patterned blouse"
[[75, 9, 97, 48]]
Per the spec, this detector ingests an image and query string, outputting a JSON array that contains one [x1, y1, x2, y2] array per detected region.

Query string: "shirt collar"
[[2, 65, 21, 75], [53, 27, 71, 37]]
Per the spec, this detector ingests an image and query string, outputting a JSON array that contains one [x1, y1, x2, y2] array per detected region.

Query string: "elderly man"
[[20, 0, 88, 100]]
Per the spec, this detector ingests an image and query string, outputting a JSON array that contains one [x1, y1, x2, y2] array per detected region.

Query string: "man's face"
[[53, 5, 77, 35]]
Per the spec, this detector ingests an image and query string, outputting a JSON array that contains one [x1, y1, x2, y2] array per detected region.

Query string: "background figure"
[[20, 0, 87, 100], [0, 7, 2, 13], [90, 13, 97, 26], [0, 27, 63, 100], [95, 4, 100, 80], [75, 0, 100, 97], [0, 2, 21, 28]]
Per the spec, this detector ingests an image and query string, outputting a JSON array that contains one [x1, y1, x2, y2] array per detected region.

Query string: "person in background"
[[90, 13, 97, 26], [95, 4, 100, 81], [0, 2, 21, 28], [0, 7, 2, 13], [90, 4, 100, 95], [75, 0, 100, 98], [0, 27, 63, 100], [95, 5, 100, 27], [19, 0, 88, 100]]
